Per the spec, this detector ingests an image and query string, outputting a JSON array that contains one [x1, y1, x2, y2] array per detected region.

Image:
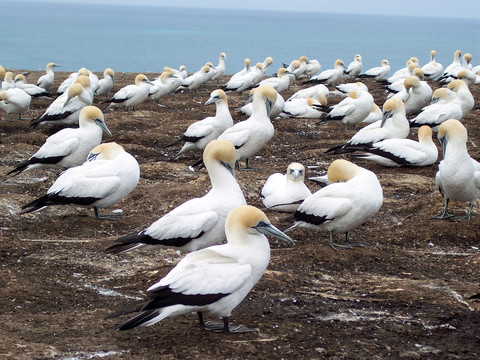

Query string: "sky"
[[19, 0, 480, 19]]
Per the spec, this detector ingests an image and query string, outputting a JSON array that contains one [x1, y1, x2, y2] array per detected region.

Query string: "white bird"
[[204, 62, 217, 82], [359, 59, 390, 81], [261, 162, 312, 212], [149, 70, 177, 104], [20, 142, 140, 219], [280, 95, 326, 119], [441, 50, 462, 79], [256, 68, 293, 93], [439, 53, 473, 83], [344, 54, 363, 78], [385, 66, 423, 97], [393, 75, 432, 115], [106, 204, 293, 333], [56, 67, 94, 95], [94, 68, 115, 99], [30, 75, 93, 128], [104, 74, 152, 111], [434, 119, 480, 220], [106, 139, 246, 254], [169, 89, 234, 160], [387, 57, 419, 83], [352, 125, 438, 167], [0, 65, 5, 88], [456, 69, 477, 87], [1, 71, 14, 90], [180, 65, 212, 92], [8, 106, 112, 175], [421, 50, 443, 80], [304, 59, 321, 77], [335, 81, 368, 96], [239, 87, 284, 120], [362, 103, 383, 123], [447, 79, 474, 118], [36, 62, 60, 91], [308, 59, 346, 86], [409, 87, 462, 129], [212, 52, 227, 82], [0, 88, 31, 121], [286, 84, 329, 102], [261, 56, 274, 74], [13, 74, 49, 98], [162, 66, 186, 92], [285, 159, 383, 250], [229, 58, 251, 82], [218, 84, 278, 169], [293, 56, 309, 79], [223, 63, 263, 93], [326, 97, 409, 154]]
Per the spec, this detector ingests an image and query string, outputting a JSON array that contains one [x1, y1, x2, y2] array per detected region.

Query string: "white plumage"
[[181, 65, 212, 92], [421, 50, 443, 80], [36, 62, 60, 91], [360, 59, 390, 81], [308, 59, 346, 86], [344, 54, 363, 78], [105, 74, 152, 111], [392, 75, 432, 115], [0, 88, 31, 121], [280, 96, 326, 119], [94, 68, 115, 99], [240, 88, 284, 120], [256, 68, 293, 93], [287, 84, 329, 102], [149, 70, 178, 104], [212, 52, 227, 82], [14, 74, 49, 98], [362, 103, 383, 124], [447, 79, 474, 118]]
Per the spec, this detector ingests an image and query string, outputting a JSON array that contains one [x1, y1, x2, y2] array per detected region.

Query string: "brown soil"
[[1, 70, 479, 360]]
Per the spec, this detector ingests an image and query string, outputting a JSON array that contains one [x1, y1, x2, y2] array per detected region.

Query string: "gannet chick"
[[0, 88, 31, 121], [421, 50, 443, 80], [434, 119, 480, 220], [344, 54, 363, 78], [8, 106, 111, 175], [106, 139, 246, 254], [359, 59, 390, 81], [106, 204, 293, 333], [285, 159, 383, 250], [308, 59, 347, 86], [261, 163, 312, 212], [36, 62, 61, 91], [94, 68, 115, 99], [20, 142, 139, 219], [104, 74, 153, 111]]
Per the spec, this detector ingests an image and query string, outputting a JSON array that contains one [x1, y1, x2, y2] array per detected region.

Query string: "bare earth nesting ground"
[[1, 69, 479, 359]]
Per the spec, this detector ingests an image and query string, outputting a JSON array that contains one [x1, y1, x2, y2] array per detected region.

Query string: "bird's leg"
[[238, 158, 257, 171], [328, 231, 352, 250], [198, 313, 256, 333], [343, 231, 368, 248], [451, 202, 474, 221], [94, 207, 122, 220], [433, 198, 454, 219]]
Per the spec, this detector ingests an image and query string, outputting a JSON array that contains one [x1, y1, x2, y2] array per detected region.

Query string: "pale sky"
[[19, 0, 480, 19]]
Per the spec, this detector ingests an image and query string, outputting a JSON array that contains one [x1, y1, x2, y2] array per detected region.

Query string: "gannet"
[[29, 76, 93, 128], [362, 103, 383, 123], [261, 56, 274, 74], [393, 75, 432, 115], [385, 66, 423, 97], [13, 74, 49, 98], [0, 88, 31, 121], [223, 63, 263, 93], [388, 57, 420, 82], [256, 68, 293, 93], [326, 98, 409, 154], [280, 95, 326, 119], [286, 84, 329, 102], [439, 53, 473, 83], [218, 84, 277, 169], [304, 59, 321, 77], [169, 90, 233, 160], [456, 69, 477, 87], [1, 71, 14, 90], [442, 50, 462, 78], [204, 62, 217, 82], [180, 65, 212, 92], [447, 79, 474, 118], [212, 52, 227, 82], [421, 50, 444, 80], [229, 58, 251, 82], [163, 66, 186, 92], [359, 59, 390, 81], [106, 204, 293, 333], [434, 119, 480, 220], [8, 106, 111, 175], [261, 163, 312, 212], [149, 70, 177, 104], [352, 125, 438, 167], [409, 88, 462, 130], [239, 87, 284, 120], [307, 59, 347, 86], [20, 142, 139, 219], [293, 56, 309, 79], [344, 54, 363, 78], [94, 68, 115, 99], [106, 139, 246, 254], [36, 62, 60, 91], [104, 74, 152, 111], [285, 159, 383, 250], [56, 67, 94, 95], [335, 81, 368, 96]]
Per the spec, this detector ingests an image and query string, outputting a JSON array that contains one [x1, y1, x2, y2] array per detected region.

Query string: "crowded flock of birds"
[[2, 48, 479, 333]]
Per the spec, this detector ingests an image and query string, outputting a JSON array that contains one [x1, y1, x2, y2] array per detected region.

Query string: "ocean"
[[3, 1, 479, 76]]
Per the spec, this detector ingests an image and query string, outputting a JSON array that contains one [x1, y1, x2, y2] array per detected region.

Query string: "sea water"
[[2, 1, 479, 75]]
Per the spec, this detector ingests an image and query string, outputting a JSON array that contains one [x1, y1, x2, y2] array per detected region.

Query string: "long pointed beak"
[[95, 119, 112, 136], [439, 136, 447, 159], [221, 160, 235, 178], [204, 95, 218, 106], [381, 110, 392, 127], [254, 222, 294, 244]]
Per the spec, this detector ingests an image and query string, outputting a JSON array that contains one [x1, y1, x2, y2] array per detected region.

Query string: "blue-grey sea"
[[3, 1, 479, 75]]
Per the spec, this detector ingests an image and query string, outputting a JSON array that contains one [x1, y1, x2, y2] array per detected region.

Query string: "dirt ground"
[[1, 69, 479, 360]]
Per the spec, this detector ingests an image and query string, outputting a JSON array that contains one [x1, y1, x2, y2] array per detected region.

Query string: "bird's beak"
[[290, 169, 303, 179], [381, 110, 392, 127], [143, 79, 154, 85], [266, 98, 273, 117], [431, 96, 440, 104], [439, 135, 447, 158], [221, 160, 235, 178], [254, 221, 294, 244], [95, 119, 112, 136], [204, 95, 219, 106]]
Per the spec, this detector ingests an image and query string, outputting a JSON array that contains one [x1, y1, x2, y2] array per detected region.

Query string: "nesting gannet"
[[8, 106, 111, 175], [149, 70, 177, 104], [256, 68, 293, 93], [335, 81, 368, 96], [13, 74, 49, 98], [409, 88, 462, 129], [29, 76, 93, 128], [106, 139, 246, 254], [353, 126, 438, 167], [304, 59, 321, 77], [362, 103, 383, 123], [293, 56, 309, 79], [388, 57, 420, 81], [434, 119, 480, 220], [1, 71, 14, 90], [20, 142, 139, 219], [0, 88, 31, 121], [280, 95, 326, 119], [285, 159, 383, 250], [36, 62, 60, 91], [180, 65, 212, 92], [385, 66, 423, 97], [94, 68, 115, 99], [441, 50, 462, 80], [456, 69, 477, 87], [344, 54, 363, 78], [169, 90, 233, 160], [439, 53, 473, 83], [229, 58, 251, 82], [218, 84, 277, 170], [223, 63, 263, 93], [261, 163, 312, 212], [393, 75, 432, 115], [318, 88, 373, 130], [56, 67, 94, 95], [421, 50, 444, 80], [212, 52, 227, 82], [107, 204, 293, 333], [286, 84, 329, 102], [326, 98, 409, 154], [239, 87, 284, 120], [104, 74, 152, 111], [261, 56, 274, 74], [359, 59, 390, 81], [447, 79, 474, 118], [308, 59, 347, 86]]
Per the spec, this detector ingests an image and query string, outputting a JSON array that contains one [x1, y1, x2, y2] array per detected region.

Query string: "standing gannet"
[[293, 56, 309, 79], [285, 159, 383, 250], [8, 106, 111, 175], [335, 81, 368, 96], [352, 126, 438, 167], [104, 74, 152, 111], [94, 68, 115, 99], [20, 142, 139, 219], [409, 88, 462, 130], [344, 54, 363, 78], [439, 53, 473, 83], [307, 59, 347, 86], [29, 76, 93, 128], [13, 74, 49, 98], [36, 62, 60, 91], [106, 204, 293, 333], [447, 79, 474, 118], [256, 68, 293, 93], [229, 58, 251, 82], [169, 90, 233, 160], [393, 75, 432, 115], [239, 86, 284, 120], [280, 94, 327, 119], [286, 84, 329, 101], [434, 119, 480, 220], [218, 84, 278, 170], [359, 59, 390, 81], [0, 88, 31, 121], [326, 98, 409, 154], [318, 88, 373, 130], [385, 65, 422, 97], [388, 57, 420, 81], [212, 52, 227, 82], [56, 67, 94, 95], [204, 62, 217, 82], [421, 50, 443, 80], [180, 65, 212, 92], [261, 163, 312, 212], [149, 70, 177, 104], [106, 139, 246, 253]]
